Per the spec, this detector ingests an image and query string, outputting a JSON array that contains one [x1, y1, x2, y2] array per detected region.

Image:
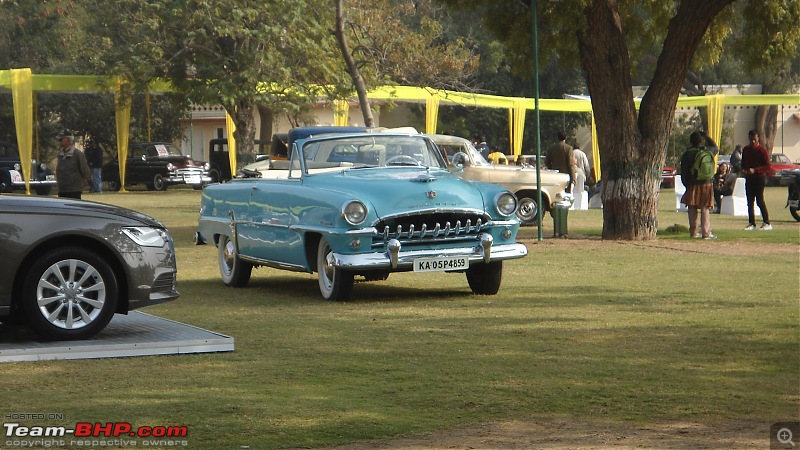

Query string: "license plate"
[[46, 175, 56, 181], [184, 176, 200, 184], [413, 256, 469, 272]]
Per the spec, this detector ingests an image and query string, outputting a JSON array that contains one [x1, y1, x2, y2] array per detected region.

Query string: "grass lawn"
[[1, 186, 797, 449]]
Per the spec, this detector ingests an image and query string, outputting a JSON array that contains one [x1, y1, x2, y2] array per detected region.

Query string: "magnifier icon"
[[778, 428, 795, 447]]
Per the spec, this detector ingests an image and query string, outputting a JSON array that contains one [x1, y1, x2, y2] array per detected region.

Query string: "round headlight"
[[166, 163, 175, 171], [204, 163, 211, 170], [13, 163, 21, 171], [495, 192, 517, 217], [342, 200, 368, 225]]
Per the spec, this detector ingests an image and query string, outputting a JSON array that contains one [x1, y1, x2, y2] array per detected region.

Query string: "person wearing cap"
[[56, 130, 90, 199]]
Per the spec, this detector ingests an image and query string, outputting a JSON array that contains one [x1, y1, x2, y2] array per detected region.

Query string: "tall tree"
[[439, 0, 799, 240], [331, 0, 479, 126], [91, 0, 339, 161]]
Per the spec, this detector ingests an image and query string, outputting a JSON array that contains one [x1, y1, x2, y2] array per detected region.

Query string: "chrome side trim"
[[239, 255, 309, 273]]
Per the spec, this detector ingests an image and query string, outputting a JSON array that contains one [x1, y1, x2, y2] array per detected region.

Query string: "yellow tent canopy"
[[3, 68, 799, 193]]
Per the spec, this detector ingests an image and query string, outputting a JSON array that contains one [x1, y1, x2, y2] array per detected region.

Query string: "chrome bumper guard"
[[331, 233, 527, 271]]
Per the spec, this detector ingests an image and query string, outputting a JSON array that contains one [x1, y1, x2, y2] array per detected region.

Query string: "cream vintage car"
[[428, 134, 571, 225]]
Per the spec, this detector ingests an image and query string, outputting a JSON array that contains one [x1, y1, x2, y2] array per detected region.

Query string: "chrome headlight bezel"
[[342, 200, 368, 225], [122, 226, 169, 247], [203, 162, 211, 171], [495, 192, 518, 217], [166, 163, 176, 171]]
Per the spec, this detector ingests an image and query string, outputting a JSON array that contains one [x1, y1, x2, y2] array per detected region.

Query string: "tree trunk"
[[576, 0, 734, 240], [257, 105, 274, 155], [224, 99, 257, 165], [333, 0, 375, 127], [257, 105, 274, 141], [754, 105, 779, 153]]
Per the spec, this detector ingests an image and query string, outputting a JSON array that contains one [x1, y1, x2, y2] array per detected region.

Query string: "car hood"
[[0, 195, 165, 228], [308, 168, 492, 216]]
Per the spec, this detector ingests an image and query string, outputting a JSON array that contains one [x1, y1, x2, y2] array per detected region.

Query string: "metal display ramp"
[[0, 312, 234, 363]]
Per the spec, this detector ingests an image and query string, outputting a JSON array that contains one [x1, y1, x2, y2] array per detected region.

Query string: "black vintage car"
[[102, 142, 211, 191], [0, 141, 57, 195]]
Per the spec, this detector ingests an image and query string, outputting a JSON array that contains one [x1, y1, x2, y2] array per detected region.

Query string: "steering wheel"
[[452, 152, 468, 166], [385, 155, 420, 166]]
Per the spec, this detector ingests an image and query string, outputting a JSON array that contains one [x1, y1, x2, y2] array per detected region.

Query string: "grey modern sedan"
[[0, 195, 179, 340]]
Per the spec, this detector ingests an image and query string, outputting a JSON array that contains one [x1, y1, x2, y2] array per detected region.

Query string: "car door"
[[125, 146, 148, 184], [239, 179, 307, 269]]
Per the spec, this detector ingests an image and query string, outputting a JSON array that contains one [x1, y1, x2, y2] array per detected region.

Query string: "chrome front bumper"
[[331, 234, 527, 271]]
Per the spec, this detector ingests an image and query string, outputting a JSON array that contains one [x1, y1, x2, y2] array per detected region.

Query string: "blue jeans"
[[90, 168, 102, 193]]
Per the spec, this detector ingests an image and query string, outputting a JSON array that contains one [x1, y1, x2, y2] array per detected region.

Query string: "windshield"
[[142, 144, 183, 158], [298, 135, 447, 172], [436, 139, 492, 167]]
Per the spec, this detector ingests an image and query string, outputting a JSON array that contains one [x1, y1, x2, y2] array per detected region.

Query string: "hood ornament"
[[412, 173, 437, 183]]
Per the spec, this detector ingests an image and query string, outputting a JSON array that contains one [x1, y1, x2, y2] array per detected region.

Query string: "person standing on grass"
[[85, 137, 104, 193], [680, 131, 718, 239], [55, 130, 90, 199], [740, 129, 772, 231], [546, 131, 575, 193]]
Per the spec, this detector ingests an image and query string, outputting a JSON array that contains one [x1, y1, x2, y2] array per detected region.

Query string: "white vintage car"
[[428, 135, 571, 225]]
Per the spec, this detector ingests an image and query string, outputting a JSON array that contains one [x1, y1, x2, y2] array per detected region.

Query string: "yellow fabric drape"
[[334, 99, 349, 126], [226, 111, 237, 174], [114, 79, 132, 193], [425, 93, 439, 134], [10, 69, 33, 194], [706, 95, 724, 164], [146, 92, 152, 142], [590, 114, 600, 181], [511, 100, 526, 156]]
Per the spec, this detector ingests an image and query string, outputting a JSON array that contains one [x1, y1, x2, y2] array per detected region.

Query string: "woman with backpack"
[[680, 131, 719, 239]]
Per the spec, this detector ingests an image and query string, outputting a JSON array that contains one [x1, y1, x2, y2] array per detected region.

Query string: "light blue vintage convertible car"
[[196, 129, 528, 301]]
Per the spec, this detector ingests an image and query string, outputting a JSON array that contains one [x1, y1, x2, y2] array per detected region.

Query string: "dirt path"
[[320, 419, 767, 449]]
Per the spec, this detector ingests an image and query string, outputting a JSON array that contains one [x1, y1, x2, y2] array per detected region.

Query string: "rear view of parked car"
[[0, 195, 180, 340], [769, 153, 800, 185], [0, 140, 57, 195], [102, 142, 211, 191]]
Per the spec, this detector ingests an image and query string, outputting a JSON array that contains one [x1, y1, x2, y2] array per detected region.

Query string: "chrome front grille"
[[372, 212, 489, 246], [176, 168, 204, 176]]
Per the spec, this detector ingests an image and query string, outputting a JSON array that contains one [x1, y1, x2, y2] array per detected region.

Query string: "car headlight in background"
[[342, 200, 368, 225], [495, 192, 518, 217], [203, 162, 211, 170], [13, 163, 21, 171], [166, 163, 175, 171], [122, 227, 169, 247]]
